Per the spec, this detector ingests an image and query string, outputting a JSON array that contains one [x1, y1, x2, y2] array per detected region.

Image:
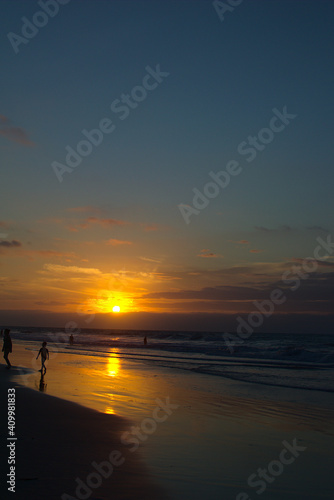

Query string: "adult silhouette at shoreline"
[[2, 329, 12, 369]]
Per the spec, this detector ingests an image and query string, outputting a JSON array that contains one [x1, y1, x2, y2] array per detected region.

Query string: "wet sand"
[[0, 356, 169, 499], [1, 342, 334, 499]]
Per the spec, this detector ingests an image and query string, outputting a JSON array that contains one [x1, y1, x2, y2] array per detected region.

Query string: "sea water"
[[7, 327, 334, 393]]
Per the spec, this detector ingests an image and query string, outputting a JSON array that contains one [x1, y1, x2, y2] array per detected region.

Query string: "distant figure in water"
[[144, 336, 147, 345], [2, 329, 12, 369], [69, 334, 74, 346], [36, 341, 49, 373], [39, 371, 47, 392]]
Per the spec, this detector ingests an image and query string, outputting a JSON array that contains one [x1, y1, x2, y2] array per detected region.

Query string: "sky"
[[1, 0, 334, 332]]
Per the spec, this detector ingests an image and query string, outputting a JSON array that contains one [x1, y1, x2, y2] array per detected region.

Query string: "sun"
[[112, 305, 121, 313]]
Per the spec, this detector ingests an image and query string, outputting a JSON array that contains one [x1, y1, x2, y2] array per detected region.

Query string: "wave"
[[8, 327, 334, 393]]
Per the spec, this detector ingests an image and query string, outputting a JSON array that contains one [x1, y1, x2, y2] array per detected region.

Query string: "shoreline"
[[0, 365, 169, 500], [1, 342, 334, 499]]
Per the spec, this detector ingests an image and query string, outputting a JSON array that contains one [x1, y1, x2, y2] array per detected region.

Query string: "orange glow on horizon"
[[88, 289, 136, 313]]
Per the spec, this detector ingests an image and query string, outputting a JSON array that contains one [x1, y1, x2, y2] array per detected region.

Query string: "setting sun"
[[88, 290, 136, 314]]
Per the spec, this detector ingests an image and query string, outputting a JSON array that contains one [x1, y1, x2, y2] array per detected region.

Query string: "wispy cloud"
[[86, 217, 129, 227], [34, 300, 69, 306], [0, 240, 21, 248], [0, 115, 34, 147], [140, 223, 167, 232], [250, 249, 264, 254], [106, 239, 133, 246], [142, 271, 334, 313], [197, 249, 223, 259], [30, 250, 76, 260], [43, 264, 102, 275], [255, 225, 293, 233], [68, 217, 130, 232], [139, 256, 162, 263], [229, 239, 249, 245]]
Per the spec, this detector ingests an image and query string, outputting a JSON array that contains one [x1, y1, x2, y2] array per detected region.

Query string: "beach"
[[1, 340, 334, 500], [0, 350, 169, 500]]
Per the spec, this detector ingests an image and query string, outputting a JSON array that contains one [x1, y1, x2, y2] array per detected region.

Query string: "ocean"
[[6, 327, 334, 393]]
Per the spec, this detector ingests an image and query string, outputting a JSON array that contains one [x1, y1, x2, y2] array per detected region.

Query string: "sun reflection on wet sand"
[[106, 353, 120, 378], [105, 407, 116, 414]]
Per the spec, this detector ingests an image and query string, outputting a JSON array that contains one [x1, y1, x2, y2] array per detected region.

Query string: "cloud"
[[255, 225, 293, 233], [0, 240, 21, 248], [229, 239, 249, 245], [106, 239, 133, 246], [79, 217, 129, 230], [250, 249, 264, 254], [142, 271, 334, 306], [291, 257, 334, 268], [43, 264, 102, 275], [36, 250, 73, 257], [143, 285, 267, 301], [141, 223, 160, 232], [197, 249, 223, 259], [139, 256, 162, 263], [2, 247, 76, 261], [34, 300, 68, 306], [88, 217, 128, 226], [0, 115, 34, 147]]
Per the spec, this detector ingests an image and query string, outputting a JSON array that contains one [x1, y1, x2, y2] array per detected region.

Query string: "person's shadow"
[[38, 372, 47, 392]]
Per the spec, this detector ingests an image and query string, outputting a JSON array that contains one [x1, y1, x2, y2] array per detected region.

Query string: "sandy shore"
[[0, 366, 168, 500], [1, 342, 334, 500]]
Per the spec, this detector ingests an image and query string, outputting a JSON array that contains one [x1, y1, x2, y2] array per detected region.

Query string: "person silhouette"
[[36, 342, 49, 373], [2, 329, 12, 369], [69, 334, 74, 346]]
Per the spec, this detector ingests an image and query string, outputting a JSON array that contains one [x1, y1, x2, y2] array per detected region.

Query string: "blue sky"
[[1, 0, 334, 331]]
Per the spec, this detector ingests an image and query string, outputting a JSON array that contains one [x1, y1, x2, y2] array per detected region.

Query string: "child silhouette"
[[36, 341, 49, 373]]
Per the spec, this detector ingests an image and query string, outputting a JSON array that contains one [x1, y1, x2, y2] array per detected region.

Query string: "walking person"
[[36, 341, 49, 374], [2, 329, 12, 369]]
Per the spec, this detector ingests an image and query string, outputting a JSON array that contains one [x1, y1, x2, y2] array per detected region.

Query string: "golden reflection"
[[106, 354, 120, 378], [105, 407, 115, 414]]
